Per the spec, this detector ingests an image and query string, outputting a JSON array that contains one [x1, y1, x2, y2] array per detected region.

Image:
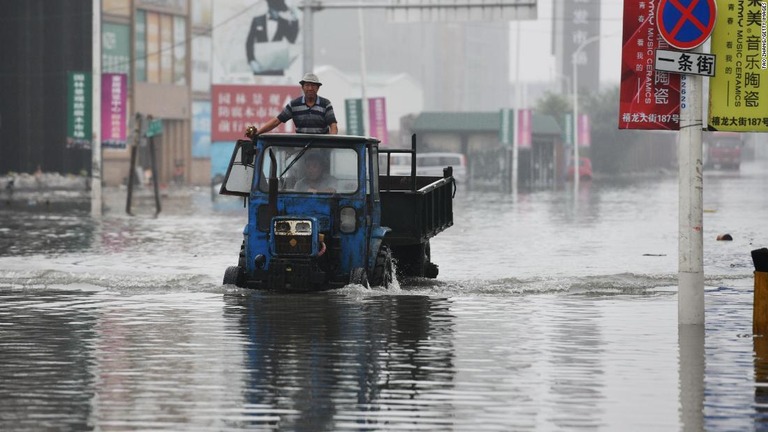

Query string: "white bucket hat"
[[299, 72, 322, 86]]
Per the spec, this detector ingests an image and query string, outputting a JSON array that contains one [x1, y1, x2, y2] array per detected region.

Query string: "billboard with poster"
[[618, 0, 680, 130], [212, 0, 302, 82]]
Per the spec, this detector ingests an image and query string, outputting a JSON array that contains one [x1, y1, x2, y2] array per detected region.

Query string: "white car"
[[416, 152, 467, 183], [379, 153, 413, 176]]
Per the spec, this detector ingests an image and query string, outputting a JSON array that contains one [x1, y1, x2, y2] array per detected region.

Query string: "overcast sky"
[[510, 0, 623, 85]]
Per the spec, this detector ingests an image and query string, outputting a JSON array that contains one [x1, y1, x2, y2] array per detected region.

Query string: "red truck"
[[703, 132, 743, 170]]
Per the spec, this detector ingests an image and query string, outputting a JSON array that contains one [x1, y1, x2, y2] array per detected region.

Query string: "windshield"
[[259, 145, 359, 194]]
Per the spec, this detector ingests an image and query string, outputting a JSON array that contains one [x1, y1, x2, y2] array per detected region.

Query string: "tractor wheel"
[[238, 241, 246, 268], [369, 245, 394, 288], [349, 267, 369, 288], [424, 241, 439, 278], [223, 266, 245, 287]]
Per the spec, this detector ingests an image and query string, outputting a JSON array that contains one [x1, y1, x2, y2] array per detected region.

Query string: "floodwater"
[[1, 159, 767, 431]]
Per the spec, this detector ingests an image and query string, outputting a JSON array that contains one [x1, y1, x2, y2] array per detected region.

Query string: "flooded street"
[[2, 159, 768, 431]]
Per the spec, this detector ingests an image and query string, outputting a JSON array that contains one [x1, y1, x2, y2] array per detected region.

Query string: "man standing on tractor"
[[246, 72, 338, 137]]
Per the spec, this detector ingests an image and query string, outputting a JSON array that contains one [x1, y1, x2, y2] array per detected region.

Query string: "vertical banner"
[[517, 108, 532, 149], [499, 108, 513, 146], [560, 1, 602, 94], [368, 97, 388, 144], [708, 0, 768, 131], [101, 73, 127, 149], [66, 72, 92, 149], [102, 22, 130, 76], [135, 10, 147, 82], [578, 114, 590, 147], [619, 0, 680, 130], [345, 98, 364, 136], [563, 113, 573, 146], [211, 84, 296, 141]]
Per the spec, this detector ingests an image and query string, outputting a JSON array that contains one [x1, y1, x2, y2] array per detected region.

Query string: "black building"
[[0, 0, 93, 175]]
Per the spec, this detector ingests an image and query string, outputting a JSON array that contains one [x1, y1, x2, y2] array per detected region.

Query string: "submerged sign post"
[[657, 0, 717, 325]]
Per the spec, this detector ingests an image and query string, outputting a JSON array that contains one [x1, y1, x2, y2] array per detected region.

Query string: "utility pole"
[[678, 50, 705, 325], [302, 0, 315, 73], [91, 0, 102, 218]]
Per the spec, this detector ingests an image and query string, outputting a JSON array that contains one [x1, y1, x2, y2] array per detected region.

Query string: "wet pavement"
[[1, 159, 768, 430]]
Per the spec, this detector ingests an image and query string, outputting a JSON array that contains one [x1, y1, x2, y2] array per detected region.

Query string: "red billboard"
[[618, 0, 680, 130], [211, 84, 298, 141]]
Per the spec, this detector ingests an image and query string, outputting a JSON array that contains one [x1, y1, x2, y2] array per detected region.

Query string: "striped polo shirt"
[[277, 96, 337, 134]]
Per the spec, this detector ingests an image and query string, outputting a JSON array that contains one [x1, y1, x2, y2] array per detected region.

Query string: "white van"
[[416, 153, 467, 183], [379, 153, 413, 176]]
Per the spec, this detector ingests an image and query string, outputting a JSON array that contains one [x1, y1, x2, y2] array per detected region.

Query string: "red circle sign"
[[657, 0, 717, 50]]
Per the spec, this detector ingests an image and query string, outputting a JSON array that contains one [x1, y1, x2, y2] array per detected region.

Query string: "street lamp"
[[571, 34, 602, 190]]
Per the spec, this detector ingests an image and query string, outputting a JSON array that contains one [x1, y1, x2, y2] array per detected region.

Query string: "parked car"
[[416, 152, 467, 183], [379, 153, 413, 177], [566, 157, 593, 181]]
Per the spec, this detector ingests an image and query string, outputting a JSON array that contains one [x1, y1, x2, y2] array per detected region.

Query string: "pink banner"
[[211, 84, 297, 141], [618, 0, 680, 130], [517, 109, 532, 149], [578, 114, 590, 148], [368, 97, 388, 144], [101, 73, 127, 148]]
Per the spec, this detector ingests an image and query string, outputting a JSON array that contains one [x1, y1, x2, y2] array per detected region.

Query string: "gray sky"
[[510, 0, 623, 85]]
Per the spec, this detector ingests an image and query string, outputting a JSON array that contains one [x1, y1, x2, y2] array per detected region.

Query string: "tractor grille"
[[275, 235, 312, 255]]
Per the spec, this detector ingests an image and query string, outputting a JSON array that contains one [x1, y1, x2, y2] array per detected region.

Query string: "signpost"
[[654, 49, 716, 77], [656, 0, 717, 326]]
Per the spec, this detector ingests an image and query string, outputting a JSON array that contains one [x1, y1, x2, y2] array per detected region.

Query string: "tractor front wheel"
[[223, 266, 245, 287]]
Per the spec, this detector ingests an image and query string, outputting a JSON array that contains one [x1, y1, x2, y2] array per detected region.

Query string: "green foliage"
[[535, 91, 571, 130], [580, 85, 644, 174]]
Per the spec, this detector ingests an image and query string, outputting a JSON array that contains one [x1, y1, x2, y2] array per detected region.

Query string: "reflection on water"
[[225, 293, 456, 430], [1, 160, 768, 430]]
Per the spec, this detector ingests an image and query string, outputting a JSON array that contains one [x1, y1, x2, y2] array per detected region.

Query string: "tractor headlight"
[[275, 221, 292, 233], [295, 221, 312, 234], [272, 218, 315, 256], [340, 207, 356, 233], [273, 219, 313, 236]]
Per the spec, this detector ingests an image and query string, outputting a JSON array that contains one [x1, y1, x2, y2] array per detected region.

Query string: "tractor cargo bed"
[[379, 175, 454, 246]]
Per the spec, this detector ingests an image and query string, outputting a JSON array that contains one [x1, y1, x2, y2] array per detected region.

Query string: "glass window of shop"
[[135, 10, 186, 85]]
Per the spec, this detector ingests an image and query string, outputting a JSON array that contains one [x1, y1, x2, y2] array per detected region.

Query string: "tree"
[[581, 85, 643, 174], [535, 91, 571, 131]]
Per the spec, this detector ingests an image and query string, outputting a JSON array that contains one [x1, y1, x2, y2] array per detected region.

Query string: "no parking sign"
[[657, 0, 717, 50]]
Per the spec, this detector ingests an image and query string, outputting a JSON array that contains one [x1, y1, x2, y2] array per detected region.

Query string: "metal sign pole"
[[91, 0, 102, 218], [678, 56, 705, 325]]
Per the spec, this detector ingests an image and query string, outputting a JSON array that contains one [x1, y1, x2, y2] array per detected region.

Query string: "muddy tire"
[[238, 241, 246, 268], [223, 266, 245, 287], [349, 267, 369, 288], [369, 244, 394, 288]]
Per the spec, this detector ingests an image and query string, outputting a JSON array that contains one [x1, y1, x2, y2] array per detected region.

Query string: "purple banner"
[[368, 97, 388, 145], [517, 109, 532, 149], [578, 114, 590, 148], [101, 73, 127, 148]]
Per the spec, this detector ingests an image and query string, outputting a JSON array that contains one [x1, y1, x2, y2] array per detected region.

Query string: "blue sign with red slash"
[[657, 0, 717, 50]]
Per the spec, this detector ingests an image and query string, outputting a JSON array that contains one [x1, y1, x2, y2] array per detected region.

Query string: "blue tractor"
[[220, 133, 455, 291]]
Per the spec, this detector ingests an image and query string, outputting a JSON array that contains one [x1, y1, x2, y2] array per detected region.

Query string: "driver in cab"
[[294, 152, 337, 193]]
